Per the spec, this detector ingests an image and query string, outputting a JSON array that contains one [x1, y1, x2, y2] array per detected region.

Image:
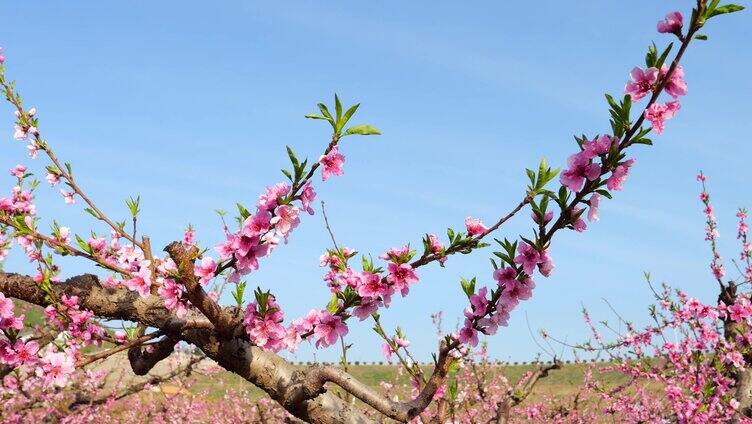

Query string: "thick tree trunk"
[[720, 285, 752, 420]]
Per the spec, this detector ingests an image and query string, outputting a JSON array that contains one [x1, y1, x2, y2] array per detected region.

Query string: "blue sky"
[[1, 1, 750, 363]]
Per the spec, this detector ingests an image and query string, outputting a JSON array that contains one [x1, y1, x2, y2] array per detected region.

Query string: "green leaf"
[[334, 94, 343, 125], [281, 168, 293, 181], [694, 34, 709, 40], [305, 113, 330, 120], [236, 203, 251, 220], [344, 124, 381, 136], [339, 104, 360, 131], [84, 208, 101, 219], [327, 294, 339, 314], [595, 189, 612, 199], [655, 43, 673, 69], [709, 4, 744, 18]]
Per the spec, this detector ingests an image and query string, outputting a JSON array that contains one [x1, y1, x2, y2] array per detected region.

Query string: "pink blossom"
[[560, 152, 601, 193], [11, 340, 39, 365], [468, 287, 489, 317], [60, 189, 75, 204], [624, 67, 659, 101], [0, 292, 14, 319], [493, 267, 517, 287], [358, 271, 388, 298], [183, 227, 195, 246], [13, 125, 27, 141], [587, 193, 601, 222], [258, 183, 290, 212], [194, 256, 217, 286], [0, 47, 4, 64], [319, 146, 345, 181], [606, 159, 635, 191], [499, 277, 534, 308], [9, 164, 26, 178], [644, 100, 681, 134], [465, 216, 487, 236], [352, 298, 381, 320], [313, 311, 348, 348], [158, 278, 187, 317], [36, 350, 75, 388], [659, 65, 688, 98], [571, 207, 587, 232], [583, 135, 615, 158], [300, 182, 316, 215], [244, 298, 287, 352], [657, 11, 683, 34], [271, 204, 300, 242], [386, 262, 419, 296], [427, 233, 446, 264], [514, 242, 542, 275], [532, 210, 553, 225], [382, 342, 393, 360], [124, 265, 153, 297], [538, 250, 554, 277], [458, 322, 479, 346]]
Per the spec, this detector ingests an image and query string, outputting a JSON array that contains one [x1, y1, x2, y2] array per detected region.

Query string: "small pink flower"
[[465, 216, 487, 236], [458, 322, 478, 346], [657, 11, 683, 34], [9, 164, 26, 179], [183, 228, 195, 246], [624, 67, 659, 101], [271, 204, 300, 242], [607, 159, 635, 191], [587, 193, 601, 222], [13, 125, 27, 140], [659, 65, 687, 98], [313, 311, 348, 348], [538, 250, 554, 277], [382, 342, 393, 361], [36, 350, 75, 388], [427, 233, 446, 264], [468, 287, 489, 317], [125, 265, 153, 298], [300, 182, 316, 215], [532, 210, 554, 225], [386, 262, 419, 296], [514, 242, 542, 275], [0, 47, 5, 64], [319, 146, 345, 181], [644, 100, 681, 134], [560, 152, 601, 193], [45, 171, 61, 186], [60, 189, 76, 204], [493, 267, 517, 287], [583, 135, 616, 159], [571, 207, 587, 232], [194, 256, 217, 286], [158, 278, 187, 317]]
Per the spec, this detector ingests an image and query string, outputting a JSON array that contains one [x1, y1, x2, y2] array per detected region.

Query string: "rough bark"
[[0, 272, 377, 423], [720, 285, 752, 420]]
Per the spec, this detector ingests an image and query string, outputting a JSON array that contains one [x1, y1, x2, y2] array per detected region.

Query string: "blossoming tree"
[[0, 1, 746, 423]]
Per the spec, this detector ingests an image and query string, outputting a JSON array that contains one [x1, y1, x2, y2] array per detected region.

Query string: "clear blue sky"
[[1, 1, 750, 363]]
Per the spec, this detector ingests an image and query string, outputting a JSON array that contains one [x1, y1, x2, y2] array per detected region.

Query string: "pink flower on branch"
[[319, 146, 345, 181], [560, 152, 601, 193], [194, 256, 217, 286], [514, 242, 542, 275], [657, 11, 683, 35], [644, 100, 680, 134], [313, 311, 348, 348], [624, 67, 659, 101], [465, 217, 487, 236]]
